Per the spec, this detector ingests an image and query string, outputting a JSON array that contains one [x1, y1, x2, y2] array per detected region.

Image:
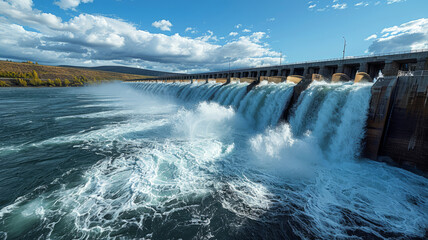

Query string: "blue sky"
[[0, 0, 427, 73]]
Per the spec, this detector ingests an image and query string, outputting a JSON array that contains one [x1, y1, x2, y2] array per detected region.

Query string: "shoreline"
[[0, 78, 116, 88]]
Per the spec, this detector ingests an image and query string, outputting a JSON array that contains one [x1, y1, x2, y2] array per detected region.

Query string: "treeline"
[[0, 70, 105, 87], [1, 60, 147, 81], [0, 70, 39, 79]]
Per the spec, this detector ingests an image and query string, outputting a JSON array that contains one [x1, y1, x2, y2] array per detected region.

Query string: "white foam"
[[56, 110, 135, 120], [172, 102, 236, 139], [248, 81, 428, 238], [1, 99, 241, 237]]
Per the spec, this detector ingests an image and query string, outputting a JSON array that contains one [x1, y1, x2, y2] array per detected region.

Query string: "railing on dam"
[[265, 49, 428, 68], [398, 70, 428, 76]]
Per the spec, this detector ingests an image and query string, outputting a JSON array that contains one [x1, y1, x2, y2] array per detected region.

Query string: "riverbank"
[[0, 78, 106, 87], [0, 60, 149, 87]]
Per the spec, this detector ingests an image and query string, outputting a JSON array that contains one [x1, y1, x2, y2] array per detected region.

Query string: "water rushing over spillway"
[[0, 83, 426, 239], [133, 81, 296, 130]]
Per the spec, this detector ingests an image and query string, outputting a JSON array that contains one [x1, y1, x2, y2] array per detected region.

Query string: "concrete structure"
[[279, 78, 313, 122], [331, 73, 351, 82], [364, 73, 428, 175], [354, 72, 372, 83], [141, 50, 428, 82]]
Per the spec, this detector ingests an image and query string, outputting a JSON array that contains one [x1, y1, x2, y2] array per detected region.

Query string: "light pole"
[[280, 51, 282, 66], [342, 37, 346, 60], [228, 58, 231, 81], [228, 59, 231, 74]]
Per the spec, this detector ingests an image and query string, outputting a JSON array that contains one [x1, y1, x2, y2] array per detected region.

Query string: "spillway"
[[131, 81, 372, 159], [133, 81, 296, 130]]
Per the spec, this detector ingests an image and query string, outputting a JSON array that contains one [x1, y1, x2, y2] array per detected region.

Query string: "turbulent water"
[[0, 82, 426, 239]]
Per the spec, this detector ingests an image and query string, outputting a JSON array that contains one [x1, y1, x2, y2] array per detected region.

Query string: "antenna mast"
[[342, 37, 346, 59]]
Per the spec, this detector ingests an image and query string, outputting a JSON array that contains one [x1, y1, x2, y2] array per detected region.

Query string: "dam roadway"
[[130, 50, 428, 175]]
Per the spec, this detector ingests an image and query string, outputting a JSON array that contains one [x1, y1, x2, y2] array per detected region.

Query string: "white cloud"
[[355, 2, 369, 7], [54, 0, 93, 10], [8, 0, 33, 10], [196, 30, 218, 42], [152, 19, 172, 31], [229, 32, 238, 36], [0, 0, 63, 30], [266, 17, 275, 22], [365, 34, 377, 41], [387, 0, 405, 4], [307, 0, 387, 11], [242, 29, 251, 33], [332, 3, 347, 9], [0, 0, 280, 72], [185, 27, 196, 34], [367, 18, 428, 53], [235, 24, 242, 29]]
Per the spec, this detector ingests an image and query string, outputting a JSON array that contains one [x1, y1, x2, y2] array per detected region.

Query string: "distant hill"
[[0, 61, 149, 81], [60, 65, 177, 77]]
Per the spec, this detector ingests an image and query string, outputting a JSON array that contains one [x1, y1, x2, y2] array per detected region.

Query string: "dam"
[[129, 50, 428, 174], [147, 50, 428, 82]]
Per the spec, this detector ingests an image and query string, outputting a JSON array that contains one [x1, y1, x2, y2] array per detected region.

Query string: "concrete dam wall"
[[364, 74, 428, 174]]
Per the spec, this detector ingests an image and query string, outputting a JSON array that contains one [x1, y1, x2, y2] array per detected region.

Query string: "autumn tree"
[[0, 81, 10, 87], [17, 78, 27, 87], [47, 79, 55, 87], [54, 78, 62, 86]]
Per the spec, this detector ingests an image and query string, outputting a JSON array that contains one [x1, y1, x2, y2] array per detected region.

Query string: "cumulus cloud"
[[242, 29, 251, 33], [0, 0, 280, 72], [55, 0, 93, 10], [152, 19, 172, 31], [0, 1, 62, 31], [308, 4, 316, 9], [367, 18, 428, 53], [229, 32, 238, 36]]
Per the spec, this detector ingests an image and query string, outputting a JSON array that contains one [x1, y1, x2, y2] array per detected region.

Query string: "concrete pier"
[[363, 76, 398, 160], [365, 73, 428, 174], [279, 78, 313, 122]]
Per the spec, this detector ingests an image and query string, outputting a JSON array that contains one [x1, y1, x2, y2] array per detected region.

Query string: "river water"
[[0, 82, 426, 239]]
